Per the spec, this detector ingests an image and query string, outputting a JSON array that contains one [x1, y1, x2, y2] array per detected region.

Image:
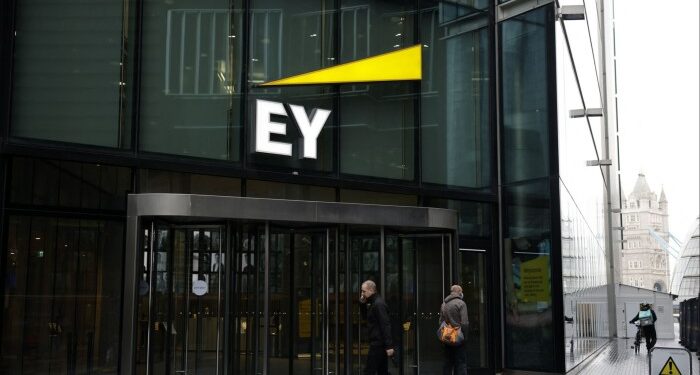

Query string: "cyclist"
[[629, 302, 657, 352]]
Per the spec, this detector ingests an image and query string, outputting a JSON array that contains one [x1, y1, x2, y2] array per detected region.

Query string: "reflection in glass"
[[339, 0, 416, 180], [10, 157, 131, 210], [424, 198, 492, 239], [11, 0, 127, 147], [501, 6, 552, 184], [247, 0, 335, 172], [502, 179, 555, 371], [421, 7, 490, 188], [460, 250, 488, 368], [1, 217, 124, 374], [139, 0, 243, 160]]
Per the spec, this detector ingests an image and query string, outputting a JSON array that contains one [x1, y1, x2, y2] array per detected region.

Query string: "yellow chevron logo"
[[261, 44, 422, 86]]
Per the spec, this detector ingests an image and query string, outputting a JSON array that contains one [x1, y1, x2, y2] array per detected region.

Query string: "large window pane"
[[138, 169, 241, 196], [339, 1, 416, 180], [139, 0, 243, 160], [501, 6, 553, 184], [1, 216, 124, 375], [502, 179, 555, 371], [421, 7, 490, 188], [9, 157, 132, 211], [246, 180, 335, 201], [247, 0, 335, 172], [11, 0, 127, 147]]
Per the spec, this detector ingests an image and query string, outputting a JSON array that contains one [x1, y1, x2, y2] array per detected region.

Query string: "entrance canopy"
[[126, 193, 459, 229]]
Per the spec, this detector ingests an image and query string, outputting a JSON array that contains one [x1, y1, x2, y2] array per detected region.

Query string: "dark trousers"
[[364, 345, 389, 375], [443, 343, 467, 375], [643, 326, 657, 350]]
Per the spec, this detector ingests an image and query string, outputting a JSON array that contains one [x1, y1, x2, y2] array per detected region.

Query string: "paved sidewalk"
[[574, 337, 699, 375]]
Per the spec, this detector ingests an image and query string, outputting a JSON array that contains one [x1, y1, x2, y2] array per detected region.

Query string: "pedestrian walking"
[[439, 284, 469, 375], [360, 280, 395, 375]]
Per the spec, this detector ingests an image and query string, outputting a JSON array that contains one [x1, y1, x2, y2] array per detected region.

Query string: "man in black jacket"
[[360, 280, 394, 375]]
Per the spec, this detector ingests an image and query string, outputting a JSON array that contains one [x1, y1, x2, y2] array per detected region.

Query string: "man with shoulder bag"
[[438, 284, 469, 375]]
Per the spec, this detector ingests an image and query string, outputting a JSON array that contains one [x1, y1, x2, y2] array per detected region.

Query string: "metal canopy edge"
[[127, 193, 459, 230]]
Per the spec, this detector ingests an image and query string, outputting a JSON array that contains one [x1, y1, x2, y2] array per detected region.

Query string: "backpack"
[[638, 310, 653, 327]]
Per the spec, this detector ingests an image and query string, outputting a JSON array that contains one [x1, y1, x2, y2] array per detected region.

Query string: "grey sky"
[[614, 0, 699, 242]]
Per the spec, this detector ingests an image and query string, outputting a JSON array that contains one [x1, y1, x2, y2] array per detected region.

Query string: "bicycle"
[[630, 322, 643, 354]]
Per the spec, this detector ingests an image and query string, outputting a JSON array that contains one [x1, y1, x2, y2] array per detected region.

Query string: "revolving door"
[[122, 194, 457, 375]]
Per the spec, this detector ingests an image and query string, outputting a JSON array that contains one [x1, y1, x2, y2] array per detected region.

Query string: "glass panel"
[[233, 224, 265, 375], [421, 11, 490, 188], [247, 0, 335, 172], [247, 180, 335, 201], [424, 198, 492, 238], [11, 0, 127, 147], [268, 230, 292, 375], [1, 216, 124, 375], [349, 229, 381, 374], [339, 189, 417, 206], [459, 250, 488, 368], [9, 157, 132, 210], [139, 0, 243, 160], [400, 238, 417, 375], [339, 1, 416, 180], [414, 236, 445, 373], [138, 169, 241, 196], [502, 179, 555, 371], [149, 227, 170, 373], [437, 0, 490, 23], [500, 5, 553, 184]]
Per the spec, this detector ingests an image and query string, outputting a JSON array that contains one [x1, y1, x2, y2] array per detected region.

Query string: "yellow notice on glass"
[[520, 255, 550, 303]]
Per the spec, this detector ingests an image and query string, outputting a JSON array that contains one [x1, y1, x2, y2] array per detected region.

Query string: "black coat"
[[362, 294, 393, 349]]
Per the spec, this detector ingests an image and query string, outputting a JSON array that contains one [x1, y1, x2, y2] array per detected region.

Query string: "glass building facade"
[[0, 0, 616, 374]]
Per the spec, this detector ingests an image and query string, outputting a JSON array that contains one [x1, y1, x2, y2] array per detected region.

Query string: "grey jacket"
[[440, 292, 469, 333]]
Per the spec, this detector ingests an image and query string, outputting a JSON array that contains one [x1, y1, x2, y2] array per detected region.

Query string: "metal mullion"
[[414, 236, 420, 374], [263, 222, 269, 375], [195, 12, 202, 95], [165, 226, 175, 375], [324, 227, 330, 374], [184, 229, 192, 372], [210, 12, 217, 96], [165, 11, 172, 95], [179, 12, 186, 95], [344, 225, 351, 374], [216, 226, 223, 375], [130, 0, 145, 153], [334, 226, 340, 374], [413, 0, 421, 186], [380, 226, 385, 296], [240, 1, 251, 169], [146, 222, 155, 375]]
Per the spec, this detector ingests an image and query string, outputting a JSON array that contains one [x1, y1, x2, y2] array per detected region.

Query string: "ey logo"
[[254, 45, 422, 159]]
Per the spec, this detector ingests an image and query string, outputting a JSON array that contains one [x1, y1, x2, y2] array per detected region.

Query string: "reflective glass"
[[424, 198, 492, 238], [246, 180, 335, 201], [421, 6, 491, 188], [10, 0, 128, 147], [1, 216, 124, 374], [10, 157, 132, 210], [339, 189, 417, 206], [247, 0, 335, 172], [138, 169, 241, 196], [339, 0, 416, 180], [502, 178, 555, 371], [138, 0, 243, 160], [501, 6, 553, 184], [459, 250, 488, 368]]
